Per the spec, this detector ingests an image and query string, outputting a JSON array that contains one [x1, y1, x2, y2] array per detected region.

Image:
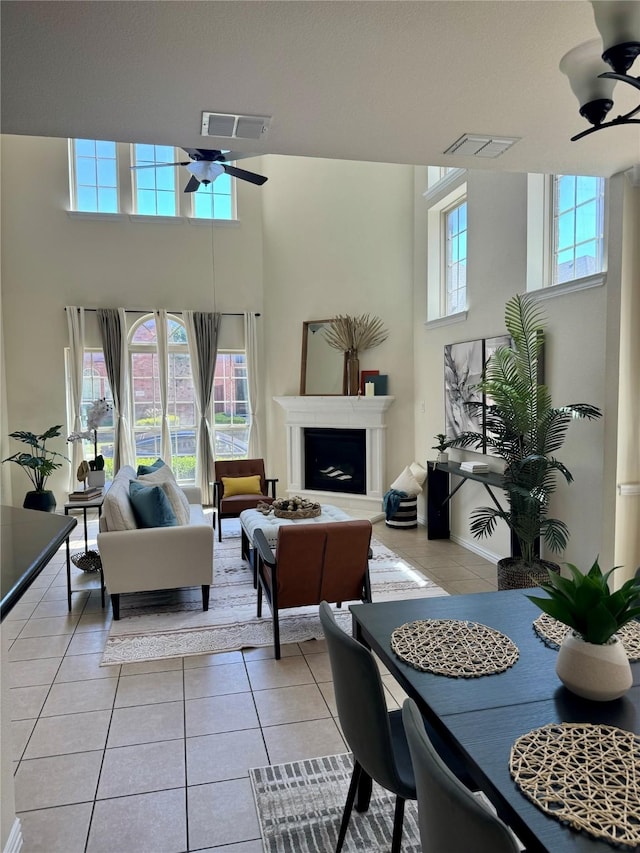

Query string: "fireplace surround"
[[274, 395, 395, 515]]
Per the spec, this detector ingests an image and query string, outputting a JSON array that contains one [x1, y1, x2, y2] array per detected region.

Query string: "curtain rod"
[[65, 308, 259, 317]]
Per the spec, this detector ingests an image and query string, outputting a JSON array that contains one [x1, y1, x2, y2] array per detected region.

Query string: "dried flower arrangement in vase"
[[323, 314, 389, 395]]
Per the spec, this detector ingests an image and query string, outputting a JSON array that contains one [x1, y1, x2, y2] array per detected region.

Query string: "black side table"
[[64, 495, 106, 611]]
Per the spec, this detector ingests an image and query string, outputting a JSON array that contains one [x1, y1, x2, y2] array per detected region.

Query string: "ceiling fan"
[[132, 148, 268, 192]]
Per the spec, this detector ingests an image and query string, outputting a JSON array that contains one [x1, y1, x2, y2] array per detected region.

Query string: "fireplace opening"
[[304, 428, 366, 495]]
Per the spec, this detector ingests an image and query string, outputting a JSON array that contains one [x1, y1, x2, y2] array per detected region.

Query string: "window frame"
[[69, 139, 120, 214], [424, 170, 468, 324], [442, 197, 467, 317], [526, 173, 607, 298]]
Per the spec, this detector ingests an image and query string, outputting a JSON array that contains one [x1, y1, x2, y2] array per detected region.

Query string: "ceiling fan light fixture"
[[559, 40, 617, 120], [187, 160, 225, 183]]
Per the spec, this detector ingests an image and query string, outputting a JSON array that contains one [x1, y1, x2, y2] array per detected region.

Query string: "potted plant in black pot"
[[2, 425, 69, 511], [528, 559, 640, 700], [452, 293, 602, 589]]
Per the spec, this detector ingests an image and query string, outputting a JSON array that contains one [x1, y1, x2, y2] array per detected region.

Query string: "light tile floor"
[[4, 512, 497, 853]]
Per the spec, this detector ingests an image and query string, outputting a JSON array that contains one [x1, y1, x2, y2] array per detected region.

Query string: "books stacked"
[[68, 487, 102, 501], [460, 461, 489, 474]]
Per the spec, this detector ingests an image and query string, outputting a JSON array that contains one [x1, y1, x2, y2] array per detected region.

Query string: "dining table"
[[350, 590, 640, 853]]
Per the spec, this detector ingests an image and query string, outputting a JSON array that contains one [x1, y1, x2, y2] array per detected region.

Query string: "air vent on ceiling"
[[443, 134, 520, 158], [201, 112, 271, 140]]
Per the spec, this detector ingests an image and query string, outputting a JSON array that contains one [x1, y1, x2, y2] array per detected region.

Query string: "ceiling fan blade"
[[182, 147, 222, 162], [131, 161, 190, 170], [218, 150, 261, 163], [184, 175, 201, 193], [222, 164, 268, 186]]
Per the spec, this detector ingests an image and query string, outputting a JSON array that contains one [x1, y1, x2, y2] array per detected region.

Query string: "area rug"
[[250, 752, 422, 853], [101, 524, 446, 665]]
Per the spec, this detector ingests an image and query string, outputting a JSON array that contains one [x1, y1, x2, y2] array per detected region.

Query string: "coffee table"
[[239, 504, 353, 586]]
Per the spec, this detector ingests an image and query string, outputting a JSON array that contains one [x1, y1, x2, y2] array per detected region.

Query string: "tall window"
[[132, 143, 177, 216], [444, 200, 467, 315], [70, 139, 118, 213], [129, 315, 195, 480], [128, 315, 249, 482], [75, 351, 115, 476], [192, 170, 234, 220], [552, 175, 605, 285], [213, 353, 249, 459]]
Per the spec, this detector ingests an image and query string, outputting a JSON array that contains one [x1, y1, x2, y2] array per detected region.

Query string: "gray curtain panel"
[[97, 308, 134, 473], [184, 311, 221, 504]]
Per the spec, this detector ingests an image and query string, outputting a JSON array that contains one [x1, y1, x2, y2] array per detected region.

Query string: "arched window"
[[129, 314, 196, 482]]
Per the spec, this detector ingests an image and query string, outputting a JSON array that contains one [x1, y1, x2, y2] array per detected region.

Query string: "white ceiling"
[[1, 1, 639, 177]]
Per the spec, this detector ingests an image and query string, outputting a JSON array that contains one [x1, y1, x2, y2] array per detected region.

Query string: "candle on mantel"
[[365, 382, 375, 396]]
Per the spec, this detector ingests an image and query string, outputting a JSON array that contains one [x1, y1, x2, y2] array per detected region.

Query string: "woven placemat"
[[510, 722, 640, 849], [532, 613, 640, 661], [390, 619, 519, 678]]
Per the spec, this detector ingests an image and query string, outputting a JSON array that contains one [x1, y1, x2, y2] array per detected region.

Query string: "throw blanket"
[[383, 488, 408, 520]]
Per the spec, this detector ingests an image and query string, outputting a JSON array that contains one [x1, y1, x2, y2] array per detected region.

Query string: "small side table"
[[64, 494, 106, 611]]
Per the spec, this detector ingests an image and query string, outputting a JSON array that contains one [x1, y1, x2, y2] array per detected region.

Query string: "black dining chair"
[[402, 698, 522, 853], [319, 601, 415, 853]]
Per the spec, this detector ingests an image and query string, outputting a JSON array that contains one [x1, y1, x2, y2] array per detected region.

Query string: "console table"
[[427, 461, 507, 541]]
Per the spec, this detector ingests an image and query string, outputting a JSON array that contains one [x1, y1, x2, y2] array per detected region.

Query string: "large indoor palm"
[[454, 294, 601, 567]]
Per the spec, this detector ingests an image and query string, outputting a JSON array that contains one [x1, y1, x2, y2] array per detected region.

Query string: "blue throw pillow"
[[136, 458, 166, 477], [129, 480, 177, 528]]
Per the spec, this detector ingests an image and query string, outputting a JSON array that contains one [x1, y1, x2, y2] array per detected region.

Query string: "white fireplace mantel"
[[273, 395, 395, 516]]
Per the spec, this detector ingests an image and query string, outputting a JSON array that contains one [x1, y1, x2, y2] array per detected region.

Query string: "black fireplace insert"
[[304, 428, 366, 495]]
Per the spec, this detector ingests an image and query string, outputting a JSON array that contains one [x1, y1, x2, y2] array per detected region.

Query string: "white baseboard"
[[3, 818, 23, 853], [450, 533, 500, 564]]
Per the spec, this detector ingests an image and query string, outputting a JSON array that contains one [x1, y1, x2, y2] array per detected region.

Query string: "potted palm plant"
[[2, 425, 69, 511], [452, 294, 602, 589], [528, 560, 640, 700]]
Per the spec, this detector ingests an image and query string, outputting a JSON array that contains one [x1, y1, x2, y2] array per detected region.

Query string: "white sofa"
[[97, 465, 214, 619]]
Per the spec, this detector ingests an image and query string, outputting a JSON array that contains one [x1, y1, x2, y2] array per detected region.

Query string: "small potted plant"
[[2, 425, 69, 512], [528, 559, 640, 701], [431, 434, 451, 464]]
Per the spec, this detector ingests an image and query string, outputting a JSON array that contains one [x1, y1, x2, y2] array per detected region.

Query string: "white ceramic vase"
[[437, 451, 449, 464], [87, 470, 106, 488], [555, 631, 632, 701]]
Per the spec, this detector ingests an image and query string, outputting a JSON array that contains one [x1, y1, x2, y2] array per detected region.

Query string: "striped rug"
[[250, 752, 421, 853]]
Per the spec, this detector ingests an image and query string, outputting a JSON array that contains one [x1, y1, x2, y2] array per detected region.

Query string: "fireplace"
[[274, 395, 395, 515], [304, 428, 366, 495]]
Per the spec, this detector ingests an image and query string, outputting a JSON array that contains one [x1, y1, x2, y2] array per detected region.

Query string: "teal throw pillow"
[[129, 480, 177, 528], [136, 458, 166, 476]]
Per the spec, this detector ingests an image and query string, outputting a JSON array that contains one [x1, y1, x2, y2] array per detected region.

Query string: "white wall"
[[414, 169, 618, 571]]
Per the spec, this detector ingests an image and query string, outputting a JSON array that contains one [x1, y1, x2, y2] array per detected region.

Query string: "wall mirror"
[[299, 320, 346, 395]]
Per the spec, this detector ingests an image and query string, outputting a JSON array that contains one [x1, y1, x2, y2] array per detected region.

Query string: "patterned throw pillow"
[[129, 481, 177, 528], [221, 475, 263, 497]]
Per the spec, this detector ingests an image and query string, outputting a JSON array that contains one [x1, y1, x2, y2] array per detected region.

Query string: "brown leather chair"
[[254, 519, 373, 659], [213, 458, 277, 541]]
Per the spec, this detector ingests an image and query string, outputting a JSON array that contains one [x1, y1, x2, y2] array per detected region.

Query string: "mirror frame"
[[299, 320, 347, 395]]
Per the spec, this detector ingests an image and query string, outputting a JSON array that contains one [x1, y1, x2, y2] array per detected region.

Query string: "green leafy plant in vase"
[[528, 559, 640, 701], [2, 425, 69, 512], [431, 433, 452, 464], [451, 293, 602, 589]]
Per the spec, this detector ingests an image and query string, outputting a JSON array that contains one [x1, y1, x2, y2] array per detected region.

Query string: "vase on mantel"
[[346, 351, 360, 396]]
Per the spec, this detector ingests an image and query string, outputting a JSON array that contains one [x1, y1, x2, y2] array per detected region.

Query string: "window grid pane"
[[72, 139, 118, 213], [79, 351, 114, 476], [552, 175, 604, 285], [444, 200, 467, 315], [133, 144, 176, 216], [191, 169, 234, 220]]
